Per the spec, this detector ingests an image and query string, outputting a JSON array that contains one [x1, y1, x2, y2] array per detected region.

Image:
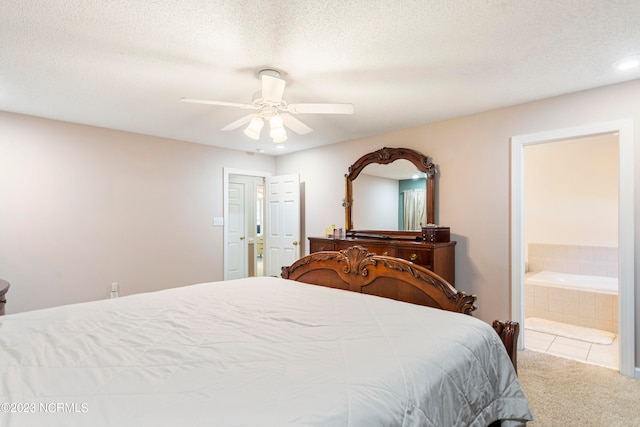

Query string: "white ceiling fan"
[[181, 69, 354, 143]]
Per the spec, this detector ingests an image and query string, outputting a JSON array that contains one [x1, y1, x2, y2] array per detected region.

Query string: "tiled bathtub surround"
[[527, 243, 618, 277], [526, 244, 619, 334], [525, 279, 618, 333]]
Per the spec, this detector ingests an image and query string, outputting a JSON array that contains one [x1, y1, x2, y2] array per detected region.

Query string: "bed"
[[0, 246, 532, 426]]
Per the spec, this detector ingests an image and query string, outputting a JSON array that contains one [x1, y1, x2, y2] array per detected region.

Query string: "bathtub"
[[526, 270, 618, 295]]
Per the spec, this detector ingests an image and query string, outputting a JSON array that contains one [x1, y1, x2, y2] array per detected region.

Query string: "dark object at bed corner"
[[0, 279, 9, 316], [282, 245, 519, 372]]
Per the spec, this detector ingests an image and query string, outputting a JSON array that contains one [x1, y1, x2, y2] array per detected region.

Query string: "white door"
[[265, 174, 300, 276], [227, 180, 247, 280]]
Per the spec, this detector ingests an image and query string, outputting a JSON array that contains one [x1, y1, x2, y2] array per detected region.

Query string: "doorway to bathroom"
[[523, 134, 619, 370], [511, 119, 635, 377]]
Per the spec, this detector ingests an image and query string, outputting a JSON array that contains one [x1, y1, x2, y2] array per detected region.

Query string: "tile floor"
[[524, 327, 619, 370]]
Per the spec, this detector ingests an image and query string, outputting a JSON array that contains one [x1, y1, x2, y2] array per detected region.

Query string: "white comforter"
[[0, 277, 532, 426]]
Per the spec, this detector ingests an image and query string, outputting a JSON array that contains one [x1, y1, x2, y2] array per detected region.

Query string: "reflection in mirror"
[[345, 147, 435, 232], [352, 160, 428, 230]]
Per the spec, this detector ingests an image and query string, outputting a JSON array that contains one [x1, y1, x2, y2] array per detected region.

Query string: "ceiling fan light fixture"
[[269, 115, 287, 143], [243, 116, 264, 140]]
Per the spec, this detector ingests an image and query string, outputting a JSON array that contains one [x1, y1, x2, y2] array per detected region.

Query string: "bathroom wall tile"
[[534, 285, 548, 299], [564, 289, 581, 302], [579, 291, 596, 306], [534, 297, 548, 311], [529, 244, 544, 257], [595, 318, 615, 333], [579, 317, 596, 328], [525, 301, 535, 316], [579, 246, 596, 261], [543, 245, 558, 258], [591, 263, 608, 276], [525, 283, 535, 299], [536, 307, 549, 319], [564, 301, 580, 316], [525, 295, 535, 308], [547, 311, 564, 323], [595, 304, 613, 322], [528, 259, 543, 272], [576, 262, 594, 275], [579, 303, 596, 319], [548, 299, 564, 315], [593, 246, 609, 261], [566, 261, 581, 274], [555, 245, 568, 258], [563, 314, 581, 327], [566, 245, 582, 259], [548, 287, 563, 301], [545, 259, 567, 272], [596, 294, 614, 310]]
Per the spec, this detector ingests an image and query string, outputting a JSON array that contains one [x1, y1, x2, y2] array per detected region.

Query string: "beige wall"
[[524, 134, 618, 252], [0, 112, 276, 313], [276, 79, 640, 365]]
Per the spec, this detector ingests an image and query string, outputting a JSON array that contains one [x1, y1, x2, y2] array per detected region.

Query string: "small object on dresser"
[[421, 225, 450, 243], [325, 225, 334, 238]]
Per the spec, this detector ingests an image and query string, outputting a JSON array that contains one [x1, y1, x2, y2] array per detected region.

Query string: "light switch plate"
[[213, 217, 224, 226]]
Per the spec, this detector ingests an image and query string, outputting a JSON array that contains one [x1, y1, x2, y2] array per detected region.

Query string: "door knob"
[[292, 241, 298, 246], [240, 236, 245, 240]]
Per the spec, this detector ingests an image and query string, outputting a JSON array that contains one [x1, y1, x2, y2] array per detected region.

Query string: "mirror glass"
[[352, 160, 429, 231]]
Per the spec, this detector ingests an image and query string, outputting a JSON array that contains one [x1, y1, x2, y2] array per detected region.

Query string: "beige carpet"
[[518, 349, 640, 426]]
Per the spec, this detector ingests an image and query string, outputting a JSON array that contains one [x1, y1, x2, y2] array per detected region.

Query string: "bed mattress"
[[0, 276, 532, 426]]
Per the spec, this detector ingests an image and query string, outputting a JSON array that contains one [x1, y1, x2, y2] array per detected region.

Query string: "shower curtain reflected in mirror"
[[403, 188, 426, 231]]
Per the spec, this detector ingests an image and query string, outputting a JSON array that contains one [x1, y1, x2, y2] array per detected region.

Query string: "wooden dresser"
[[308, 236, 456, 286]]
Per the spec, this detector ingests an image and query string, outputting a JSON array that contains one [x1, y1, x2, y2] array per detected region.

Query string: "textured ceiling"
[[1, 1, 639, 155]]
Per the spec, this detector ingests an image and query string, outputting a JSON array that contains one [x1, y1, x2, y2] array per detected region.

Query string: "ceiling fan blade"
[[261, 74, 286, 104], [281, 113, 313, 135], [221, 113, 257, 131], [286, 103, 354, 115], [180, 98, 256, 109]]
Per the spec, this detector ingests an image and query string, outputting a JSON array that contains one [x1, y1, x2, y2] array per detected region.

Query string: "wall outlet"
[[213, 217, 224, 226]]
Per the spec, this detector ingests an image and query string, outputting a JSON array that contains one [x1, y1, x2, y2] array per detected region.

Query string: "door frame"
[[223, 168, 271, 280], [510, 119, 635, 377]]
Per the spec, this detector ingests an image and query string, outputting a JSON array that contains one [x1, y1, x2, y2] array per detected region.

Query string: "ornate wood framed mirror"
[[345, 147, 435, 233]]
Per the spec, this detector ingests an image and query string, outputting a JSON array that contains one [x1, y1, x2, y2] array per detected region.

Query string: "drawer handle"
[[382, 251, 388, 256], [410, 253, 418, 261]]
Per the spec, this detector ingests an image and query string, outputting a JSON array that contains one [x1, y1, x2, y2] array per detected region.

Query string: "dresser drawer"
[[310, 239, 335, 253], [364, 245, 396, 257], [335, 241, 396, 257], [396, 248, 433, 266]]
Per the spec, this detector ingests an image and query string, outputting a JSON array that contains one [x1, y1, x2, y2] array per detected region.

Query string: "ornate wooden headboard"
[[282, 246, 519, 373]]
